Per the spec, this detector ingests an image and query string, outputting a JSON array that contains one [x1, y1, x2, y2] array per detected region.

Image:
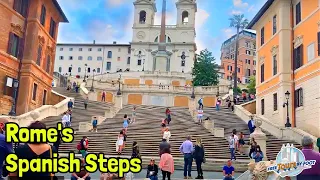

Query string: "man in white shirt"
[[61, 112, 70, 127], [229, 134, 236, 161]]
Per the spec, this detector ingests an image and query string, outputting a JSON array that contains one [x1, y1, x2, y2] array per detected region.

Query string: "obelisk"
[[154, 0, 169, 72]]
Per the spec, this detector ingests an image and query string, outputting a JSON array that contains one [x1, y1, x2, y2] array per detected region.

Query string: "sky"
[[56, 0, 267, 64]]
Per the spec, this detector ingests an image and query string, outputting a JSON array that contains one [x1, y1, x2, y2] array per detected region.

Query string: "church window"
[[182, 11, 189, 24], [139, 11, 146, 24], [154, 36, 159, 42]]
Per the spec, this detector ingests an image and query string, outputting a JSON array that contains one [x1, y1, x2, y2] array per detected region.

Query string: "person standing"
[[116, 131, 124, 155], [238, 132, 245, 155], [165, 108, 171, 125], [101, 91, 106, 102], [159, 139, 170, 158], [163, 127, 171, 143], [84, 97, 88, 110], [179, 136, 194, 179], [68, 109, 73, 126], [197, 108, 203, 124], [68, 99, 74, 110], [297, 136, 320, 179], [0, 118, 12, 180], [194, 138, 205, 179], [132, 106, 137, 123], [131, 141, 140, 158], [229, 134, 236, 161], [216, 100, 220, 111], [222, 160, 235, 180], [252, 145, 264, 163], [147, 159, 158, 180], [61, 112, 70, 128], [248, 116, 256, 134], [159, 148, 174, 180]]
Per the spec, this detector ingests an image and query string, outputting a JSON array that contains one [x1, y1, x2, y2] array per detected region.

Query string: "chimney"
[[93, 40, 96, 44], [113, 41, 116, 44]]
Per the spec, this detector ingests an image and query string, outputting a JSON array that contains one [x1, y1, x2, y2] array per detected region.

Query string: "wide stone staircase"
[[202, 106, 300, 160]]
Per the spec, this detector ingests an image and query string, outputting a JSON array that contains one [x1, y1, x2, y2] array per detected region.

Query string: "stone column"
[[114, 95, 123, 110], [250, 118, 268, 161]]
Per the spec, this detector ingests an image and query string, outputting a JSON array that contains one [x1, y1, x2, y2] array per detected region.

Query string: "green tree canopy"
[[247, 76, 256, 94], [192, 49, 219, 86]]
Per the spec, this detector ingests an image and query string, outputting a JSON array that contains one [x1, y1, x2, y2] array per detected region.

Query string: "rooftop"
[[247, 0, 275, 29], [53, 0, 68, 22], [57, 43, 130, 47], [221, 30, 256, 48]]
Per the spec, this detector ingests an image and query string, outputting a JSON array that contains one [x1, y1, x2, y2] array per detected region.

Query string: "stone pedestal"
[[204, 120, 214, 130], [114, 95, 123, 110], [250, 119, 268, 161]]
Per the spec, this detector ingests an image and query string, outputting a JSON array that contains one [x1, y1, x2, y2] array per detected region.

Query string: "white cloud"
[[222, 28, 235, 38], [248, 5, 255, 12], [231, 10, 242, 15], [195, 8, 209, 29], [233, 0, 249, 8], [107, 0, 130, 7]]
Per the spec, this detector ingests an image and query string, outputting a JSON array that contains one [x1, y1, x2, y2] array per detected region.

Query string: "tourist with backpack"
[[92, 117, 98, 132], [77, 136, 88, 158]]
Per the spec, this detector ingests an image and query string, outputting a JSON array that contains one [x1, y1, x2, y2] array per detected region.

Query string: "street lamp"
[[191, 80, 195, 99], [83, 64, 87, 82], [9, 79, 19, 116], [283, 91, 291, 127], [142, 59, 145, 71], [117, 74, 122, 95], [90, 69, 96, 92]]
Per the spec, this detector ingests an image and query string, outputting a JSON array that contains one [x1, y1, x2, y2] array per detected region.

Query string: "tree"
[[247, 76, 256, 94], [192, 49, 219, 86], [229, 14, 249, 96]]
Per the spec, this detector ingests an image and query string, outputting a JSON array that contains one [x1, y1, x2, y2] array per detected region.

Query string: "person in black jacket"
[[194, 138, 205, 179], [131, 141, 140, 158], [146, 159, 158, 180]]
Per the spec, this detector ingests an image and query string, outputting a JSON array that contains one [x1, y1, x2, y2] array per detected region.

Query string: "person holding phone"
[[222, 160, 235, 180]]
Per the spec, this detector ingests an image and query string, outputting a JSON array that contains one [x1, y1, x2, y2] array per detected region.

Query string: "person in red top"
[[101, 91, 106, 102]]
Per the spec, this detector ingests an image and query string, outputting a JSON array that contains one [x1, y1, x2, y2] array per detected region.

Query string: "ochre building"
[[0, 0, 68, 115], [248, 0, 320, 137]]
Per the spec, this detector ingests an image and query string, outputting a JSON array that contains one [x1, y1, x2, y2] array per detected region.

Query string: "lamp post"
[[9, 79, 19, 116], [83, 64, 87, 82], [142, 59, 145, 71], [117, 74, 122, 95], [191, 80, 195, 99], [283, 91, 291, 127], [90, 69, 96, 92]]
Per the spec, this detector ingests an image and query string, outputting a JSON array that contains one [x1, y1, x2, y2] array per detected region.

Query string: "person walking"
[[131, 141, 140, 158], [216, 100, 220, 111], [147, 159, 158, 180], [229, 134, 236, 161], [84, 97, 88, 110], [101, 91, 106, 102], [132, 106, 137, 123], [68, 99, 73, 110], [77, 136, 88, 158], [91, 117, 98, 132], [116, 131, 124, 155], [198, 98, 203, 109], [159, 148, 174, 180], [165, 108, 171, 125], [197, 107, 203, 124], [123, 114, 129, 132], [194, 138, 205, 179], [68, 110, 72, 127], [179, 136, 194, 179], [163, 127, 171, 143], [159, 139, 170, 158], [238, 132, 245, 155], [248, 116, 256, 134]]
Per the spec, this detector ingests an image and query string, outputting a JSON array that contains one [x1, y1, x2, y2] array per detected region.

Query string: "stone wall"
[[242, 100, 256, 114], [49, 90, 67, 105]]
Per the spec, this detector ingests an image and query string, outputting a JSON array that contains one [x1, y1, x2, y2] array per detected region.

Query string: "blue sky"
[[56, 0, 267, 64]]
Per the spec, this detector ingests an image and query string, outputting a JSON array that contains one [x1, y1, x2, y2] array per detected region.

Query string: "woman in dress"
[[238, 132, 245, 155], [162, 127, 171, 143], [117, 131, 124, 155], [123, 114, 129, 132], [132, 106, 137, 123]]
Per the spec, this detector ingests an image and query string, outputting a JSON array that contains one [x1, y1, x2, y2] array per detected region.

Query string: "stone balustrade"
[[0, 90, 72, 127]]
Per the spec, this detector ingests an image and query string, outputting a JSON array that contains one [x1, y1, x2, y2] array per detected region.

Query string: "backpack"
[[77, 141, 82, 150], [198, 99, 201, 104]]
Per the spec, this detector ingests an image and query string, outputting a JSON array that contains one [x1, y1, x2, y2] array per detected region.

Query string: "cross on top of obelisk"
[[158, 0, 166, 51]]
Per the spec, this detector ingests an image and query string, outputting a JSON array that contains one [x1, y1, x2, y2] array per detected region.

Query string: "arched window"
[[88, 56, 92, 60], [139, 11, 146, 24], [182, 11, 189, 24], [78, 67, 81, 72], [154, 35, 172, 43], [58, 67, 62, 73]]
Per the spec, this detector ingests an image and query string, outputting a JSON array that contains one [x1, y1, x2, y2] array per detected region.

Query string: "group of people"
[[67, 81, 80, 93], [61, 99, 74, 128]]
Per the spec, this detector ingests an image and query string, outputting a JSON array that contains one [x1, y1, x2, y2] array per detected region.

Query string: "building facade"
[[248, 0, 320, 137], [220, 30, 256, 84], [54, 42, 131, 76], [0, 0, 67, 115]]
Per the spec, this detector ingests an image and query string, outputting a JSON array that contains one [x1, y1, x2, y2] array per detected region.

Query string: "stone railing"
[[152, 25, 177, 28], [234, 101, 319, 151], [0, 90, 73, 127]]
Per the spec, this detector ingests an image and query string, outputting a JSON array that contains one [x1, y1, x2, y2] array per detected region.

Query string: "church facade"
[[54, 0, 197, 76]]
